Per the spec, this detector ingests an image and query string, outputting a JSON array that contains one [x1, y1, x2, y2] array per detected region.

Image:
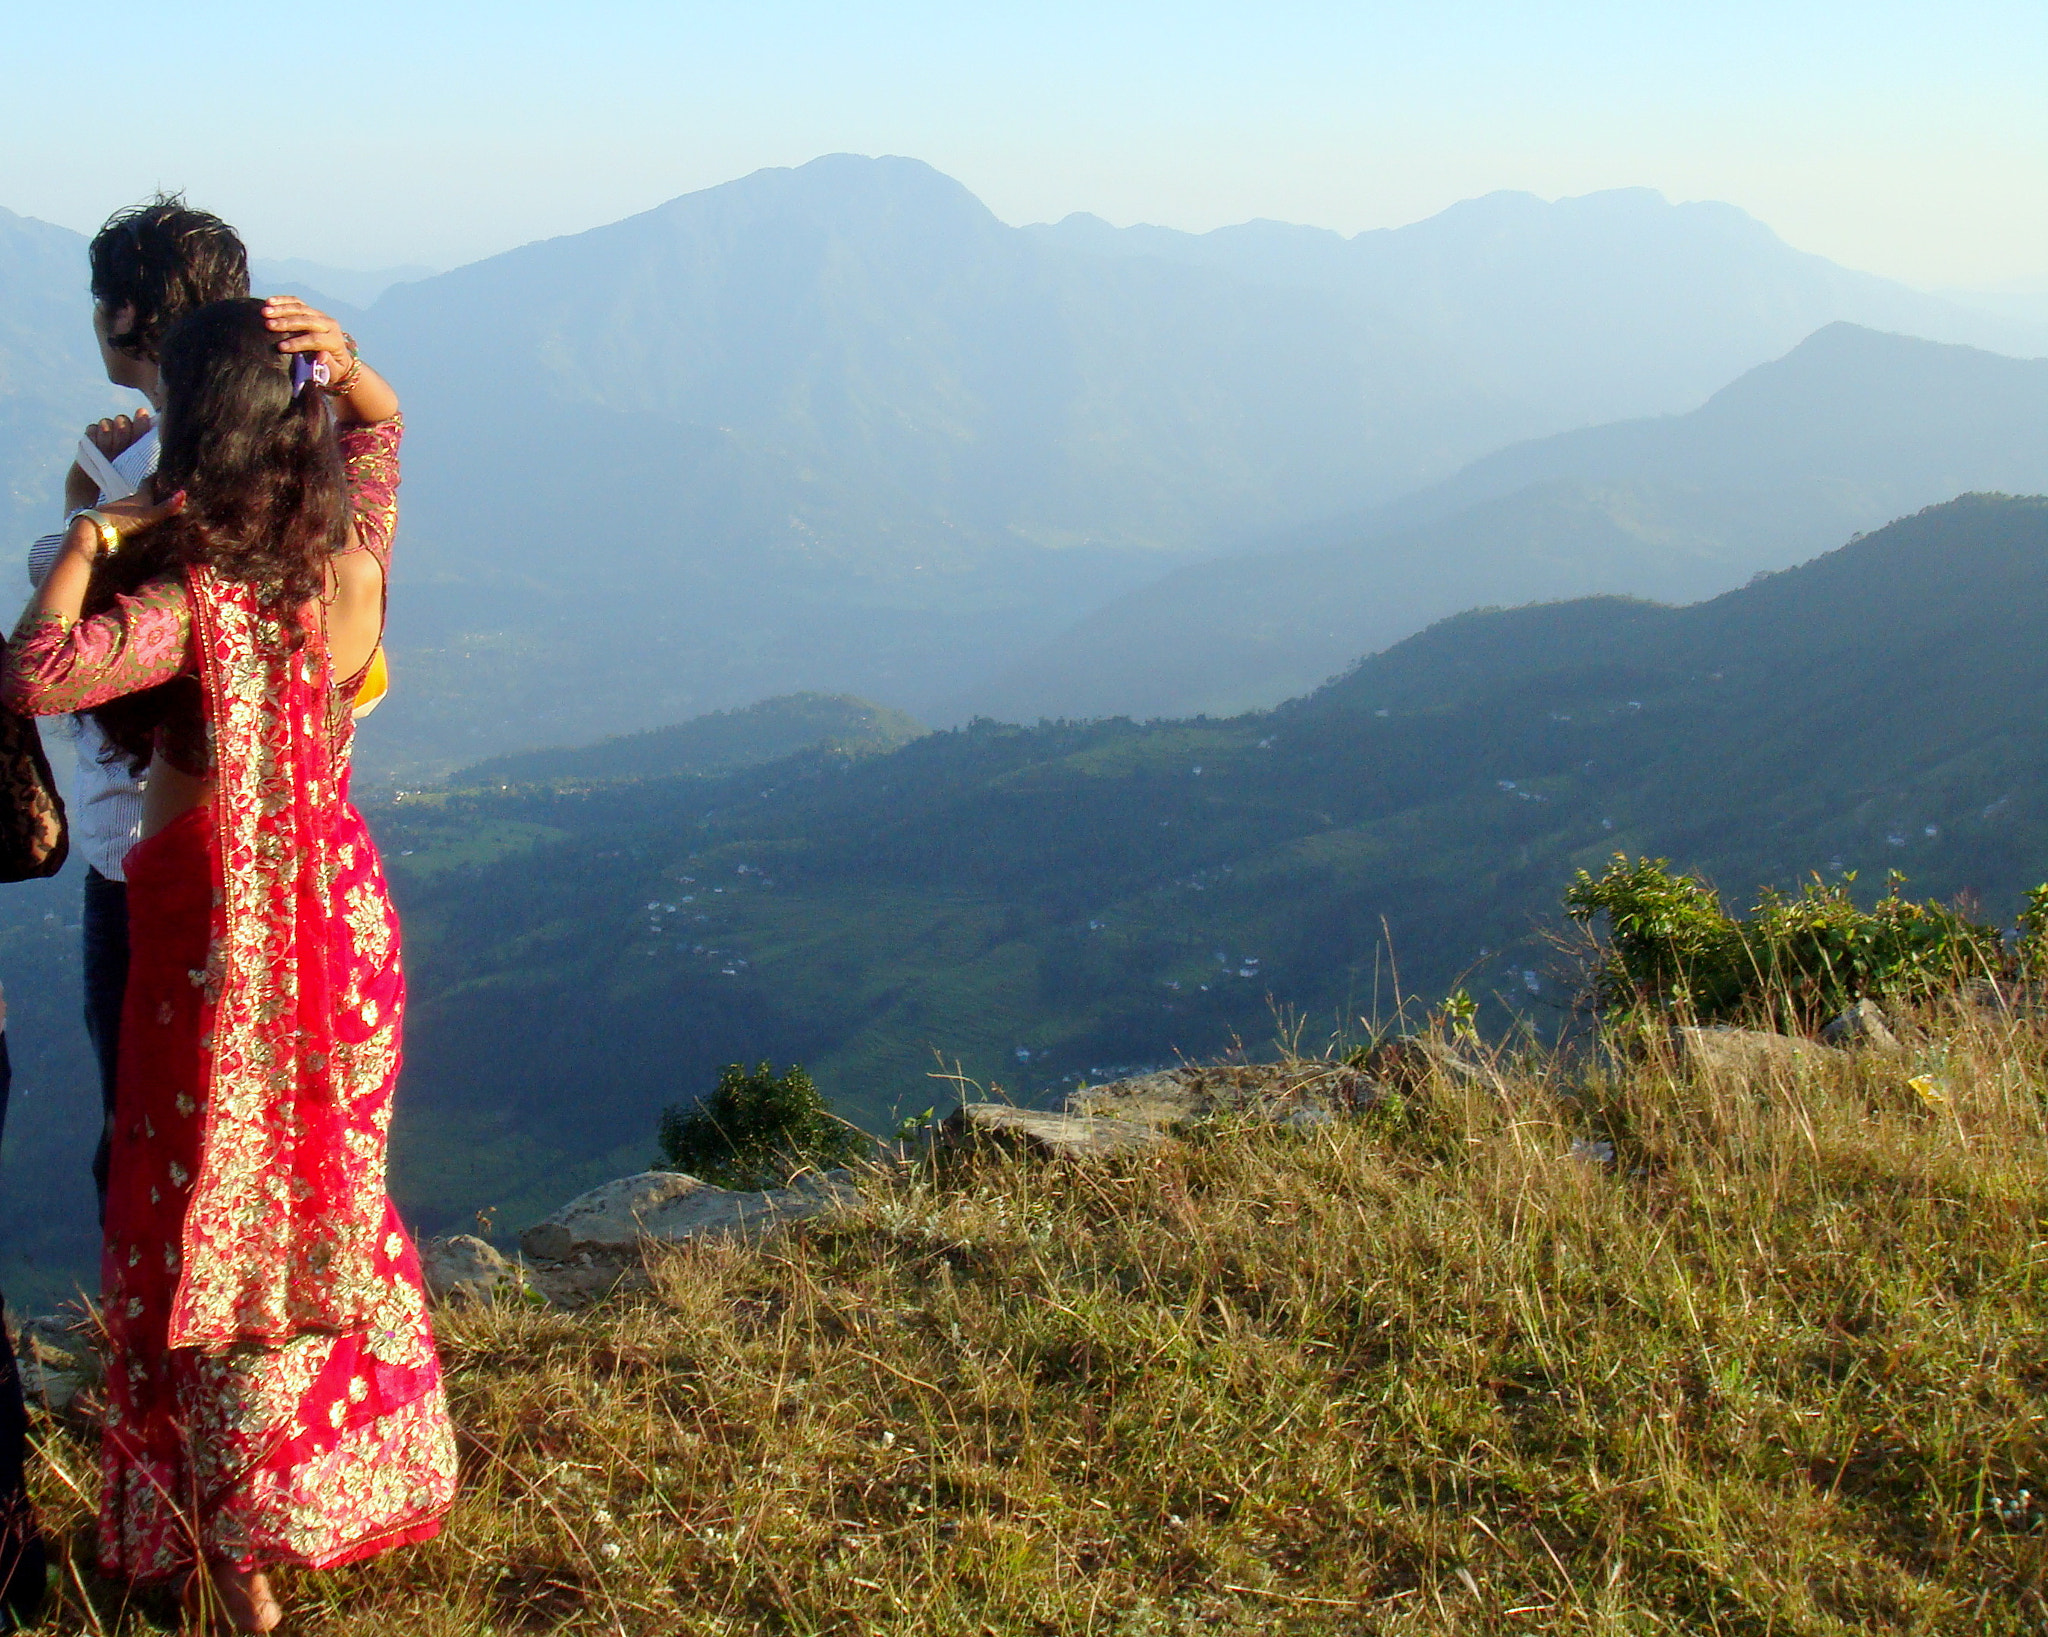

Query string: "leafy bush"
[[657, 1061, 865, 1189], [1566, 854, 2011, 1026], [2017, 882, 2048, 975]]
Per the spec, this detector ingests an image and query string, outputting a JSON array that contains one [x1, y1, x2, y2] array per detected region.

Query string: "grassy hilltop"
[[28, 991, 2048, 1632]]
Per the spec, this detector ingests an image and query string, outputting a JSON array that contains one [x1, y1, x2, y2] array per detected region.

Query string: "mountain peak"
[[1775, 319, 1990, 362], [642, 152, 1002, 233], [1694, 322, 2048, 428]]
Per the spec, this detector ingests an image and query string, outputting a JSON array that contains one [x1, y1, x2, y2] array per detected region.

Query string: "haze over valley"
[[964, 322, 2048, 719], [180, 497, 2048, 1247], [6, 157, 2045, 779]]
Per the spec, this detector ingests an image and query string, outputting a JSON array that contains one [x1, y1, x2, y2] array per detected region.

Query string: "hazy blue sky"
[[3, 0, 2042, 288]]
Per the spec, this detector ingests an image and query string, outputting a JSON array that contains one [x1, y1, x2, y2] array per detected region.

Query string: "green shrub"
[[657, 1060, 865, 1189], [1566, 854, 2009, 1027], [2017, 881, 2048, 975]]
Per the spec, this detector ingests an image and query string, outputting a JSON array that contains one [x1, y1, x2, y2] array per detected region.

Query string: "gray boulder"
[[519, 1168, 855, 1261], [1676, 1025, 1844, 1080], [945, 1060, 1370, 1162], [1818, 999, 1902, 1053], [1362, 1034, 1499, 1095], [1066, 1061, 1375, 1129], [420, 1234, 528, 1304], [944, 1103, 1165, 1160], [15, 1314, 98, 1412], [1065, 1069, 1209, 1129]]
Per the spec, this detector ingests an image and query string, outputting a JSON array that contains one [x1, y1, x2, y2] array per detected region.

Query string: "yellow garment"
[[351, 646, 390, 720]]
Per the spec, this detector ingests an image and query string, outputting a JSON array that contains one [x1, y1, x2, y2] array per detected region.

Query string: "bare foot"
[[185, 1562, 283, 1633]]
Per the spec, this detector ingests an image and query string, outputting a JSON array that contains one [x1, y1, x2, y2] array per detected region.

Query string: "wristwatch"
[[71, 508, 122, 559]]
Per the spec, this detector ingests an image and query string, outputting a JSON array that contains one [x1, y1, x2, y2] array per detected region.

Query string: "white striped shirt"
[[26, 428, 158, 881]]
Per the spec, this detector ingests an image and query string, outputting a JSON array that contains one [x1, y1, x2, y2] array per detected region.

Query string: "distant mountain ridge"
[[0, 206, 130, 548], [960, 324, 2048, 722], [341, 160, 2048, 773], [453, 693, 926, 789], [6, 162, 2047, 779], [1030, 188, 2047, 428], [249, 258, 435, 310]]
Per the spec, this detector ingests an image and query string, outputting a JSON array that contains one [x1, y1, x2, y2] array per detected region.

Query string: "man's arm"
[[35, 416, 157, 589], [61, 412, 154, 512], [27, 532, 65, 592]]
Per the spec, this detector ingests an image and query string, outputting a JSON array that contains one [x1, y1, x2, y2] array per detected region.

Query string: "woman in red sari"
[[1, 297, 456, 1630]]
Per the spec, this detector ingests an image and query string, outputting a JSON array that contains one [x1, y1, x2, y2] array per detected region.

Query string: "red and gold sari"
[[2, 419, 458, 1579]]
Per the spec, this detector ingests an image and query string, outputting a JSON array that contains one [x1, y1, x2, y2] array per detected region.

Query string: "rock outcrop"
[[1819, 999, 1902, 1053], [13, 1313, 99, 1413], [520, 1168, 855, 1262], [1354, 1034, 1498, 1095], [420, 1233, 530, 1305], [947, 1058, 1392, 1160], [1676, 1025, 1845, 1079], [1066, 1061, 1382, 1125], [507, 1039, 1526, 1306], [944, 1103, 1164, 1159]]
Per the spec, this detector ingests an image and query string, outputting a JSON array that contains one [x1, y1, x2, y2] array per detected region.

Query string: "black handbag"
[[0, 703, 68, 882]]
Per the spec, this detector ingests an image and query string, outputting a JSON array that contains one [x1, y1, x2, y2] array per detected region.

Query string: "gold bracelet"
[[73, 508, 121, 560], [321, 352, 365, 397]]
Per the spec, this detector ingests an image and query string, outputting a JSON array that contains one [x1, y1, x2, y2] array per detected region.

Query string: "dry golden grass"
[[24, 1000, 2048, 1633]]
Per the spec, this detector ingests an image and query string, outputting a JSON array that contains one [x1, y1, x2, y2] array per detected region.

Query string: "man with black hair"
[[3, 195, 253, 1625], [27, 195, 250, 1217], [79, 195, 253, 393], [8, 197, 380, 1630], [3, 202, 256, 1621]]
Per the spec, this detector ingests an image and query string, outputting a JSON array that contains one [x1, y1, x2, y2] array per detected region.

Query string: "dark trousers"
[[0, 1036, 48, 1627], [82, 866, 129, 1224]]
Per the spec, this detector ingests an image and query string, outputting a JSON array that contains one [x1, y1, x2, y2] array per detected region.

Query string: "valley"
[[364, 494, 2048, 1242]]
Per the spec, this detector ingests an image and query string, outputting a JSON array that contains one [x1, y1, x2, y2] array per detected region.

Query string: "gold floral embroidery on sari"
[[172, 570, 378, 1349]]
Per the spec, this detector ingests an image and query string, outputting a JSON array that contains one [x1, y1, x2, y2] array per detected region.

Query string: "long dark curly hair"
[[91, 298, 348, 767]]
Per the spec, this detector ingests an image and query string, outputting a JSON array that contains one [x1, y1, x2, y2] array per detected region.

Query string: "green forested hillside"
[[374, 493, 2048, 1240]]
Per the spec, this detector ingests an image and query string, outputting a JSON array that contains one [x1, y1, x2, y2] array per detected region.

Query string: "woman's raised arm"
[[262, 297, 399, 425]]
